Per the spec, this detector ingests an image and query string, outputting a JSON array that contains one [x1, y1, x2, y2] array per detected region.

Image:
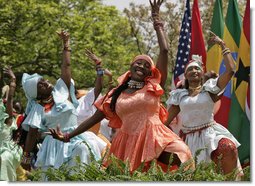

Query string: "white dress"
[[76, 88, 113, 141], [166, 78, 241, 164]]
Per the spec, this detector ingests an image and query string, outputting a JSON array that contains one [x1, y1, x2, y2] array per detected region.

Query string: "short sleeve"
[[166, 89, 188, 106], [203, 77, 224, 95], [94, 91, 122, 129], [21, 103, 46, 131]]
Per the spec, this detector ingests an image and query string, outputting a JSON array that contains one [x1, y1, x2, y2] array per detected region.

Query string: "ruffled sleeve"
[[94, 90, 122, 129], [166, 89, 189, 106], [159, 103, 168, 123], [21, 103, 45, 131], [53, 78, 79, 112], [203, 77, 224, 95], [146, 67, 164, 96]]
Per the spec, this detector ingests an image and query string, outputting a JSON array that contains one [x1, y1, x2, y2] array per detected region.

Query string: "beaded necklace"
[[127, 80, 145, 89]]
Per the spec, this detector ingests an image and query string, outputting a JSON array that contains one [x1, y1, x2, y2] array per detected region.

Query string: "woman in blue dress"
[[20, 30, 106, 172]]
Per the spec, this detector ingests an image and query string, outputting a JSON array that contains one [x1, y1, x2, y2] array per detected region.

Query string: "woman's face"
[[37, 78, 53, 99], [130, 60, 152, 82], [185, 65, 203, 82]]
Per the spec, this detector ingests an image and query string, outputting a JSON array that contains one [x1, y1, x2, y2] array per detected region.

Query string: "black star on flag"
[[234, 58, 250, 89]]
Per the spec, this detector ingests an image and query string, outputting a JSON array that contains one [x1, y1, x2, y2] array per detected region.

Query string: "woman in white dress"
[[165, 31, 243, 178]]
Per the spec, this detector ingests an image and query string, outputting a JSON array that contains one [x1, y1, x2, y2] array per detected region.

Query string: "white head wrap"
[[22, 73, 42, 114], [185, 55, 203, 73]]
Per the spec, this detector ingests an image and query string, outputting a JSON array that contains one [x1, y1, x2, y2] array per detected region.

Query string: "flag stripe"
[[171, 0, 191, 88], [206, 0, 224, 75], [225, 0, 242, 46], [189, 0, 206, 68]]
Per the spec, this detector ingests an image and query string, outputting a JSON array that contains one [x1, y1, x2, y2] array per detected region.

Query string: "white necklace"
[[128, 80, 144, 89]]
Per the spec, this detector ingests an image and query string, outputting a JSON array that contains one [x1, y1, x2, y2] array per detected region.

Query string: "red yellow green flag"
[[228, 0, 250, 165]]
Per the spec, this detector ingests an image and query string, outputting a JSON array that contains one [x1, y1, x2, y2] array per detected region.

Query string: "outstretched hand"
[[56, 30, 70, 43], [45, 125, 69, 142], [85, 48, 101, 65], [149, 0, 164, 19], [208, 30, 225, 47], [3, 66, 15, 80]]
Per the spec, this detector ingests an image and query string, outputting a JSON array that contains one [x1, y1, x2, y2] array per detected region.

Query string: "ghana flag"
[[228, 0, 250, 165]]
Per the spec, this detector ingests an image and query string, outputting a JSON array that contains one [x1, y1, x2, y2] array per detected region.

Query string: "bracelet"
[[23, 152, 34, 157], [221, 47, 229, 53], [21, 155, 32, 165], [222, 48, 231, 56], [21, 152, 34, 165], [153, 21, 164, 30], [223, 50, 231, 56], [95, 60, 101, 65], [64, 46, 72, 52], [63, 132, 70, 142], [10, 78, 16, 83], [97, 69, 104, 76]]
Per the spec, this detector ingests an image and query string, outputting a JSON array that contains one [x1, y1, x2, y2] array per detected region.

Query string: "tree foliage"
[[0, 0, 246, 104]]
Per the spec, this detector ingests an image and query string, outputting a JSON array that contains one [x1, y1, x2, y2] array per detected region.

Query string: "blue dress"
[[22, 79, 106, 169]]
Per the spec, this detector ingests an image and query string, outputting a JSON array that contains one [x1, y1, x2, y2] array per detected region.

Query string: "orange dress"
[[95, 69, 192, 171]]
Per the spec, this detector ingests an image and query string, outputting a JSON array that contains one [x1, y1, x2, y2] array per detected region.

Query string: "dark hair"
[[110, 77, 130, 112]]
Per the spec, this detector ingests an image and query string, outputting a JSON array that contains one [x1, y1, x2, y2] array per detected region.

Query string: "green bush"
[[28, 153, 250, 181]]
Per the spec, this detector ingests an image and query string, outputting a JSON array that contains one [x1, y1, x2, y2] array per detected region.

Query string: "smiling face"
[[37, 78, 54, 100], [130, 59, 152, 82], [184, 65, 204, 83]]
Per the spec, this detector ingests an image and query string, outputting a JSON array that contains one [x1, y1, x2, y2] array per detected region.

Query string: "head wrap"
[[131, 54, 155, 69], [185, 55, 203, 73], [22, 73, 42, 114]]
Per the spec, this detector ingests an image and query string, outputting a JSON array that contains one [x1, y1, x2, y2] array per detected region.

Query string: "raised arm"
[[49, 109, 105, 142], [57, 30, 72, 90], [85, 49, 103, 100], [150, 0, 169, 88], [104, 69, 114, 91], [208, 31, 235, 102], [3, 66, 16, 126]]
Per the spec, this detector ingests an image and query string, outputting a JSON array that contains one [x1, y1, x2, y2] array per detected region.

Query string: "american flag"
[[171, 0, 191, 89]]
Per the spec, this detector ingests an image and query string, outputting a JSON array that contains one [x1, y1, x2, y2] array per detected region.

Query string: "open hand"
[[3, 66, 15, 80], [208, 30, 225, 47], [149, 0, 164, 20], [45, 125, 69, 142], [56, 30, 70, 43], [85, 48, 101, 65]]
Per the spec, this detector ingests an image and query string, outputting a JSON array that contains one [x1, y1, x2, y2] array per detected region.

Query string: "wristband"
[[97, 69, 104, 76]]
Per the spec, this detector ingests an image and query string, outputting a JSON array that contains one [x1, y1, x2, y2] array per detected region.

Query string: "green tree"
[[0, 0, 138, 103]]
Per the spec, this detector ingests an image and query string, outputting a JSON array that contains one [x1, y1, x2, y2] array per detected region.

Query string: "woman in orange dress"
[[48, 0, 193, 172]]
